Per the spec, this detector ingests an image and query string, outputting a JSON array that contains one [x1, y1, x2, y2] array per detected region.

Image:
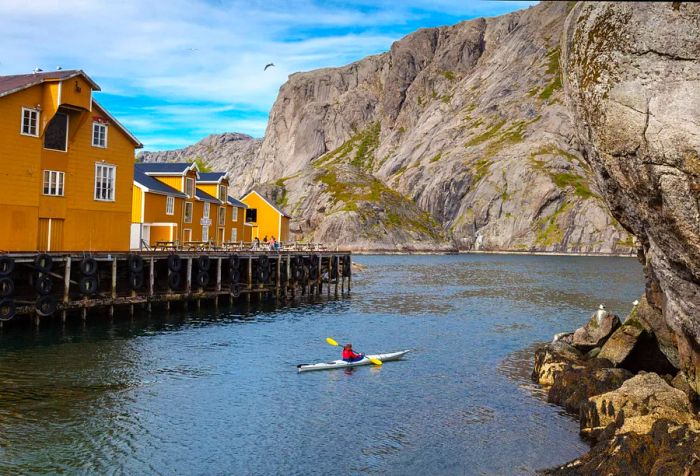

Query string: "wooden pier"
[[0, 251, 352, 325]]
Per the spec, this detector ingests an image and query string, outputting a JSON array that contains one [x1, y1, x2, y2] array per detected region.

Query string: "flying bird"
[[264, 63, 275, 71]]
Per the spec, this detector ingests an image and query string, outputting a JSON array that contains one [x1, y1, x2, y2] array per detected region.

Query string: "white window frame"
[[166, 196, 175, 215], [185, 177, 194, 197], [43, 170, 65, 196], [218, 207, 225, 226], [94, 163, 116, 201], [184, 202, 193, 223], [230, 228, 237, 242], [203, 202, 210, 219], [232, 207, 238, 221], [218, 185, 227, 202], [202, 226, 209, 242], [21, 107, 40, 137], [92, 122, 108, 148]]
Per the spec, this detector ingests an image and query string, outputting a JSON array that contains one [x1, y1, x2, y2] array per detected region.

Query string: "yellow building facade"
[[241, 191, 290, 243], [0, 70, 142, 251], [131, 164, 248, 248]]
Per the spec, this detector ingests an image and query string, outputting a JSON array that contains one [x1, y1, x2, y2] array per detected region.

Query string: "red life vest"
[[342, 349, 359, 360]]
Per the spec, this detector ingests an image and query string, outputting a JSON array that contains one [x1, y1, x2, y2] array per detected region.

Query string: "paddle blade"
[[326, 337, 339, 347], [369, 357, 383, 366]]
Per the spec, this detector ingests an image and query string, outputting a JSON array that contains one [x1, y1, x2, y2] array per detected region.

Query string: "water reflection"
[[0, 254, 643, 475]]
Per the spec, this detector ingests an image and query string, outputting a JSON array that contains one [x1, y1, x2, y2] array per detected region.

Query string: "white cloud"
[[0, 0, 536, 149]]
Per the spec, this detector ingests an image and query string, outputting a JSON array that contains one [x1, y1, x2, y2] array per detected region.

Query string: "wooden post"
[[334, 255, 339, 297], [186, 258, 192, 295], [285, 255, 291, 299], [63, 256, 72, 305], [216, 257, 222, 292], [111, 257, 117, 299], [247, 256, 252, 303], [327, 256, 331, 297], [348, 254, 352, 292], [317, 254, 322, 295], [148, 257, 155, 313], [276, 254, 281, 301]]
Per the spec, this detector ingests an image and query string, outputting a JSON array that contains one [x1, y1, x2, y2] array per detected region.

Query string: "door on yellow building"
[[37, 218, 64, 251], [217, 227, 225, 244]]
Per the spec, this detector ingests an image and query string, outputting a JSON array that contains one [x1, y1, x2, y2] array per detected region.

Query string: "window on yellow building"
[[94, 164, 115, 201], [166, 196, 174, 215], [203, 202, 210, 219], [92, 122, 108, 148], [43, 170, 64, 196], [185, 178, 194, 197], [246, 208, 257, 223], [218, 185, 227, 202], [44, 112, 69, 152], [21, 107, 40, 137], [232, 207, 238, 221], [230, 228, 237, 242], [218, 207, 225, 226], [202, 226, 209, 242], [184, 202, 193, 223]]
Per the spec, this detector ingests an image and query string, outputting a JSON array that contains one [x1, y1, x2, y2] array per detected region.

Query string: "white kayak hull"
[[297, 350, 410, 373]]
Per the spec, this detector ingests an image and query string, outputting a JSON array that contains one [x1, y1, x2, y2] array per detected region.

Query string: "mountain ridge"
[[140, 1, 635, 253]]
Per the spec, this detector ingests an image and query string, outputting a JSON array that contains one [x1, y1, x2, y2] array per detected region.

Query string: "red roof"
[[0, 70, 100, 98]]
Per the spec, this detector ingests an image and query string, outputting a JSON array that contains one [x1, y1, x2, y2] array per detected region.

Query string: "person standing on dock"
[[342, 344, 364, 363]]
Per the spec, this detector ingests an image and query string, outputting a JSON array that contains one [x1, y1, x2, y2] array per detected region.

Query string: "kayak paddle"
[[325, 337, 383, 366]]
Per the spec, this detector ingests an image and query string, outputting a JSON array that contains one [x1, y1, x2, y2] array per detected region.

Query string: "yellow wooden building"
[[131, 164, 248, 248], [241, 190, 290, 243], [196, 173, 248, 244], [0, 70, 142, 251]]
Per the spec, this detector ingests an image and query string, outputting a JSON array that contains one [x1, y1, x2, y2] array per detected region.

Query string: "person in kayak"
[[342, 344, 364, 362]]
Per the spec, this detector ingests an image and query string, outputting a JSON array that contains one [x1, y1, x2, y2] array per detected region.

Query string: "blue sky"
[[0, 0, 536, 151]]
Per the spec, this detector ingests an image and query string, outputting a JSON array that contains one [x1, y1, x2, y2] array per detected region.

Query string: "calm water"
[[0, 254, 644, 475]]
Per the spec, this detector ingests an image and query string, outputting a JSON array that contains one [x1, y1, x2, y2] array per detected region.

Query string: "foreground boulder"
[[533, 343, 631, 414], [545, 373, 700, 475], [571, 307, 620, 352], [580, 372, 697, 439]]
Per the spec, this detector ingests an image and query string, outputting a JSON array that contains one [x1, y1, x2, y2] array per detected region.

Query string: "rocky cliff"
[[141, 1, 635, 253], [562, 1, 700, 391]]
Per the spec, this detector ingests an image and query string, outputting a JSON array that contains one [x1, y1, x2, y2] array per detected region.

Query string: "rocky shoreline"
[[532, 299, 700, 474]]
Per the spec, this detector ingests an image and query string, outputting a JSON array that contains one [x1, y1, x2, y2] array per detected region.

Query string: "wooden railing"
[[151, 241, 328, 252]]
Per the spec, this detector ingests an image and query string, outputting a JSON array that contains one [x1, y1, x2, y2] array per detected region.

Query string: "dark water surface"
[[0, 254, 644, 475]]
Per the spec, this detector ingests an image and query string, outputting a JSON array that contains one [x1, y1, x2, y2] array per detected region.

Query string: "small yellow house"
[[131, 162, 199, 246], [131, 165, 187, 248], [241, 190, 290, 243], [0, 69, 142, 251], [197, 172, 247, 245]]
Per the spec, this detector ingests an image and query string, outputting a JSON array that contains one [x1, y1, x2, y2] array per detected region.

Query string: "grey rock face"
[[562, 2, 700, 390], [139, 2, 636, 252], [572, 311, 621, 351]]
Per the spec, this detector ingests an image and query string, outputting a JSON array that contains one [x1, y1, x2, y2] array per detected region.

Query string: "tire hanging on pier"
[[279, 261, 288, 282], [229, 254, 239, 269], [256, 264, 269, 284], [34, 253, 53, 273], [34, 273, 53, 295], [130, 272, 145, 291], [79, 275, 98, 295], [198, 255, 210, 272], [0, 298, 16, 321], [128, 254, 144, 274], [168, 272, 181, 290], [167, 254, 182, 272], [229, 267, 241, 285], [292, 256, 303, 282], [196, 270, 209, 288], [230, 284, 241, 298], [0, 256, 15, 276], [0, 277, 14, 298], [35, 295, 57, 317], [80, 257, 98, 276]]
